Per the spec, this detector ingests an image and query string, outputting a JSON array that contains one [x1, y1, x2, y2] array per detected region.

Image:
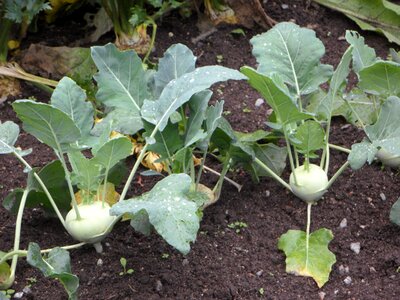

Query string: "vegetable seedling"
[[227, 221, 248, 234], [119, 257, 134, 276], [241, 22, 359, 287]]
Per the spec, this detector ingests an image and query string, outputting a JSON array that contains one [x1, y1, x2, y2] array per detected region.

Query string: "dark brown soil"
[[1, 1, 400, 299]]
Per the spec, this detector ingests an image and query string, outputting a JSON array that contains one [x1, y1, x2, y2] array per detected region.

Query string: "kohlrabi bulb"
[[65, 202, 117, 244], [289, 164, 328, 204], [376, 148, 400, 168]]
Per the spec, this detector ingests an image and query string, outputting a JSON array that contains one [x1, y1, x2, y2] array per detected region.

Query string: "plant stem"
[[212, 157, 231, 200], [142, 20, 157, 65], [283, 126, 298, 184], [202, 164, 242, 192], [195, 150, 208, 190], [13, 152, 66, 228], [9, 188, 29, 282], [324, 120, 332, 174], [328, 143, 351, 154], [327, 161, 350, 189], [119, 143, 149, 201], [0, 242, 86, 265], [101, 173, 109, 208], [254, 158, 292, 192], [57, 151, 81, 220], [305, 203, 312, 271]]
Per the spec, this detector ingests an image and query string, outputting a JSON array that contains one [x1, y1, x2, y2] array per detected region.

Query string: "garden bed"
[[1, 0, 400, 299]]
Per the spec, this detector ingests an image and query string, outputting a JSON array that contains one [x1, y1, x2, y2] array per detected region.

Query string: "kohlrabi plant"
[[0, 42, 245, 298], [240, 22, 362, 287]]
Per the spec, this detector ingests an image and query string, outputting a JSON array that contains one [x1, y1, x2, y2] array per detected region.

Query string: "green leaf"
[[68, 151, 103, 192], [110, 174, 200, 254], [317, 46, 353, 119], [92, 43, 149, 112], [390, 197, 400, 226], [27, 243, 79, 300], [365, 96, 400, 155], [348, 140, 378, 170], [295, 120, 325, 155], [184, 90, 212, 147], [4, 0, 50, 24], [130, 210, 152, 236], [12, 100, 81, 152], [0, 251, 11, 290], [153, 43, 196, 98], [145, 121, 184, 161], [359, 61, 400, 96], [51, 77, 94, 137], [249, 143, 287, 180], [92, 136, 132, 171], [250, 22, 333, 95], [313, 0, 400, 45], [141, 65, 245, 131], [345, 31, 376, 73], [278, 228, 336, 288], [0, 121, 20, 154], [241, 67, 310, 124], [92, 109, 143, 136], [236, 130, 271, 143], [3, 160, 71, 216], [332, 90, 378, 126]]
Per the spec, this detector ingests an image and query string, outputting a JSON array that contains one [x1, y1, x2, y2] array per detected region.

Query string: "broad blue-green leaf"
[[27, 243, 79, 300], [3, 160, 70, 216], [68, 151, 103, 192], [390, 197, 400, 226], [185, 90, 212, 147], [130, 210, 152, 236], [13, 100, 81, 152], [251, 22, 333, 95], [366, 96, 400, 154], [295, 120, 325, 155], [348, 140, 378, 169], [197, 100, 224, 150], [92, 137, 132, 174], [153, 43, 196, 97], [317, 46, 353, 119], [0, 121, 20, 154], [332, 90, 378, 126], [51, 77, 94, 136], [141, 65, 245, 131], [278, 228, 336, 288], [92, 43, 149, 112], [110, 174, 200, 254], [359, 61, 400, 96], [92, 109, 143, 136], [241, 67, 310, 124], [313, 0, 400, 46], [345, 31, 376, 73]]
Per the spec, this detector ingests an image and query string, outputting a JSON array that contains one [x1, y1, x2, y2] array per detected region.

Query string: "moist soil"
[[1, 1, 400, 299]]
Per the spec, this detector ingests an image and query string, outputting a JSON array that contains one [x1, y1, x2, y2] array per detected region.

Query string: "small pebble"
[[255, 98, 264, 107], [369, 266, 377, 273], [97, 258, 103, 266], [339, 218, 347, 229], [338, 36, 346, 41], [168, 32, 174, 38], [341, 124, 351, 130], [338, 265, 349, 275], [156, 279, 163, 292], [14, 292, 24, 299], [350, 242, 361, 254], [380, 193, 387, 201], [390, 275, 396, 279], [343, 276, 352, 285], [265, 190, 271, 197], [281, 4, 289, 9], [256, 270, 264, 277], [22, 287, 31, 294], [318, 291, 326, 300], [182, 259, 189, 266]]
